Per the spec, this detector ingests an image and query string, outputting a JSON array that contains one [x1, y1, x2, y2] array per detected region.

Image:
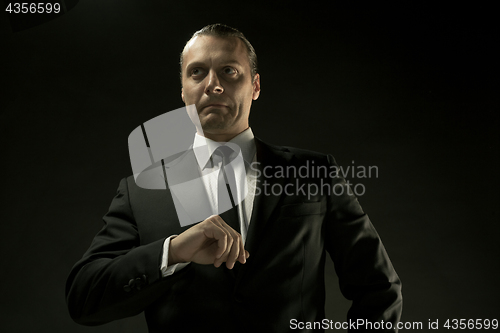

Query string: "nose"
[[205, 70, 224, 95]]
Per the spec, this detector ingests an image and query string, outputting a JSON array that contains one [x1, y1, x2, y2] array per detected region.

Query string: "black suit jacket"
[[66, 138, 402, 332]]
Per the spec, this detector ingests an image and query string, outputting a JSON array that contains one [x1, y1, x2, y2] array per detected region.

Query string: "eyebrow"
[[185, 60, 243, 72], [220, 60, 243, 67]]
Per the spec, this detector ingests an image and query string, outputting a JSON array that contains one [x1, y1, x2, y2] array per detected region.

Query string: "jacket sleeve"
[[65, 177, 180, 325], [324, 155, 403, 332]]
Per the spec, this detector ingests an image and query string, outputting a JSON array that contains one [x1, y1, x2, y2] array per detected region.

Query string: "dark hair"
[[179, 23, 258, 83]]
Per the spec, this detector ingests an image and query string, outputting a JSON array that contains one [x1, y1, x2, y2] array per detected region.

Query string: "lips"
[[198, 101, 230, 113], [204, 104, 227, 108]]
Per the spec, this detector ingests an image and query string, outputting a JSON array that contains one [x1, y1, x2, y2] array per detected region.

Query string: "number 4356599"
[[6, 3, 61, 14]]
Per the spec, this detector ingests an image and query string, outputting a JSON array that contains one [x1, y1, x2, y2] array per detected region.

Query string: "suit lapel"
[[243, 137, 292, 259]]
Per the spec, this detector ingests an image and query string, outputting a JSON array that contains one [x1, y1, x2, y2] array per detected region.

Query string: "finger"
[[215, 215, 245, 266], [238, 233, 246, 264], [226, 232, 241, 269], [203, 221, 227, 261], [215, 234, 233, 268], [210, 215, 232, 260], [214, 215, 242, 269], [212, 219, 233, 268]]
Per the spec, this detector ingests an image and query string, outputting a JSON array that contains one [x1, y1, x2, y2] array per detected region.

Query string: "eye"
[[190, 68, 205, 77], [223, 67, 237, 75]]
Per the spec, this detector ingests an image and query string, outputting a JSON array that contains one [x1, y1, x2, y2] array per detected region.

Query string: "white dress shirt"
[[160, 128, 257, 277]]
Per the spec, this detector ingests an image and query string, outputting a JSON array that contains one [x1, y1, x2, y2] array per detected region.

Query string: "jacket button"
[[135, 277, 143, 290]]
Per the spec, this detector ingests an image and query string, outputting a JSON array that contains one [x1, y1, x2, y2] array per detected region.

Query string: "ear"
[[181, 88, 185, 103], [252, 73, 261, 100]]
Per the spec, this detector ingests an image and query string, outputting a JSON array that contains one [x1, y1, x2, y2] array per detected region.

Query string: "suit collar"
[[192, 128, 256, 170]]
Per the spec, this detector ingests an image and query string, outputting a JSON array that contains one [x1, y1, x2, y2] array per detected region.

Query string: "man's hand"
[[168, 215, 250, 269]]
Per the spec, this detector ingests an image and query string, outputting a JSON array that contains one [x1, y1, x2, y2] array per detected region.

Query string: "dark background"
[[1, 1, 498, 332]]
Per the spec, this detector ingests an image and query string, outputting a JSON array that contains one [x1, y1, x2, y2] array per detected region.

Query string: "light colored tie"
[[214, 145, 240, 234]]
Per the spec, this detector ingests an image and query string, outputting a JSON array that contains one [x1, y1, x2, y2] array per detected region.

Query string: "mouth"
[[204, 104, 228, 109]]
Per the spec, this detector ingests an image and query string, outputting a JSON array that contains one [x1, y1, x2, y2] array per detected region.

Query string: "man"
[[66, 24, 402, 332]]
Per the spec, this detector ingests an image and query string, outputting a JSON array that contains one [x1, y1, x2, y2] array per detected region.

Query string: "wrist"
[[168, 236, 180, 266]]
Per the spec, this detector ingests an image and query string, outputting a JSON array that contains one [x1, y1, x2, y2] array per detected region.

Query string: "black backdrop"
[[1, 2, 498, 332]]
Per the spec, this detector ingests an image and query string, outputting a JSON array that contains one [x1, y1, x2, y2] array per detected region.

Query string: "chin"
[[200, 114, 230, 129], [201, 125, 230, 135], [200, 119, 229, 132]]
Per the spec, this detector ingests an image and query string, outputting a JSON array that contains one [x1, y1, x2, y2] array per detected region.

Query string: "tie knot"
[[214, 145, 235, 164]]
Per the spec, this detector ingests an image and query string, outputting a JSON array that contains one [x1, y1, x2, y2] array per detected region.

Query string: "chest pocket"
[[279, 201, 322, 218]]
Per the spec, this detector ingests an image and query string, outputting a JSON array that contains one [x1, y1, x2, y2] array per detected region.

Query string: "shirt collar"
[[193, 127, 256, 170]]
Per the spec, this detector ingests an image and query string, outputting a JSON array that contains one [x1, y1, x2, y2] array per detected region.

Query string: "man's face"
[[181, 35, 260, 140]]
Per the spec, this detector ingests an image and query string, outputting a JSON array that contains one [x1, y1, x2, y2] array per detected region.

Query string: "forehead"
[[182, 35, 249, 68]]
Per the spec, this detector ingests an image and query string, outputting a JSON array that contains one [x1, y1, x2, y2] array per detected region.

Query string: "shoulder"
[[255, 137, 335, 166], [283, 145, 329, 160]]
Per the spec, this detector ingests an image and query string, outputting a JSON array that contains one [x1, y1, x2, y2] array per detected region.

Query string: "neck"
[[198, 127, 249, 142]]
